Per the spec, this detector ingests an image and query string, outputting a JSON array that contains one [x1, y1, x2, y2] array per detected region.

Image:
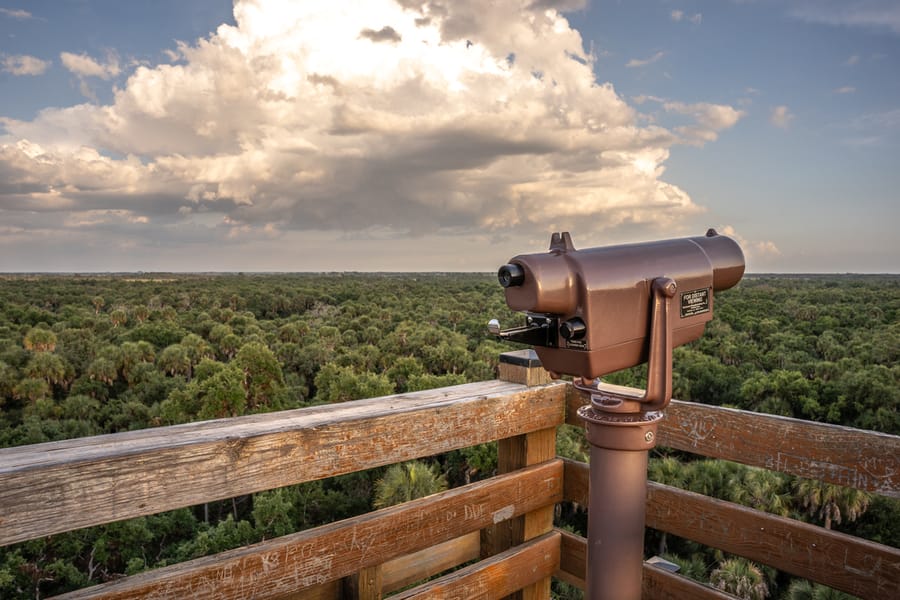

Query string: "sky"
[[0, 0, 897, 273]]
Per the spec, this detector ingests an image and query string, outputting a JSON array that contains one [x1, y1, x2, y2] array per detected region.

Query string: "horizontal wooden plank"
[[390, 531, 560, 600], [646, 480, 900, 600], [50, 460, 563, 600], [561, 459, 900, 599], [661, 400, 900, 497], [643, 565, 740, 600], [555, 529, 736, 600], [566, 389, 900, 497], [382, 531, 480, 593], [0, 380, 566, 546]]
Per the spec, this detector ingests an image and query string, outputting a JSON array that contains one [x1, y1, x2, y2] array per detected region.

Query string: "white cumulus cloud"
[[59, 51, 121, 79], [632, 96, 745, 145], [0, 0, 746, 269], [1, 54, 50, 76]]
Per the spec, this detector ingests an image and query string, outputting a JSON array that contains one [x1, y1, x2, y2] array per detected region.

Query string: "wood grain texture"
[[381, 532, 480, 594], [50, 461, 563, 600], [267, 580, 340, 600], [555, 529, 737, 600], [497, 350, 554, 388], [498, 363, 554, 387], [343, 566, 381, 600], [390, 532, 560, 600], [566, 390, 900, 497], [563, 459, 900, 599], [555, 527, 586, 590], [0, 379, 566, 546], [661, 400, 900, 497], [487, 427, 557, 600], [646, 480, 900, 600]]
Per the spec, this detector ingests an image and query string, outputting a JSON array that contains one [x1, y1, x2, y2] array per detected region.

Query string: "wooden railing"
[[1, 352, 898, 599], [560, 396, 900, 599]]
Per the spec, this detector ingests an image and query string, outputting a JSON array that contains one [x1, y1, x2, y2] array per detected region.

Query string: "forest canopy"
[[0, 273, 897, 598]]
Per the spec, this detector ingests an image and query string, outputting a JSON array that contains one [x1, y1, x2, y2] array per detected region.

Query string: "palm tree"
[[88, 356, 119, 386], [784, 579, 860, 599], [710, 558, 769, 600], [729, 468, 792, 517], [23, 327, 57, 352], [132, 304, 150, 324], [13, 377, 50, 403], [649, 456, 686, 487], [684, 459, 740, 499], [119, 341, 156, 384], [219, 333, 241, 360], [158, 344, 192, 378], [180, 334, 215, 367], [374, 461, 448, 508], [24, 353, 70, 389], [109, 308, 128, 328], [793, 479, 872, 530]]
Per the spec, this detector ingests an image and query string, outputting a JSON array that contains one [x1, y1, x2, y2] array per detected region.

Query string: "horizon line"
[[1, 271, 898, 277]]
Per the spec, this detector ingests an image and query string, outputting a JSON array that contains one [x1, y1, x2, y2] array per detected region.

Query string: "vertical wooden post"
[[483, 350, 557, 600], [343, 565, 383, 599]]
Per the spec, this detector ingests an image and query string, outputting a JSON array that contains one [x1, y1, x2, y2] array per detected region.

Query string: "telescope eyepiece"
[[498, 263, 525, 288]]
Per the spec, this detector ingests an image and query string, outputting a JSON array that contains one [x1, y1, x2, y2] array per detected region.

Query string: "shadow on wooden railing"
[[1, 352, 898, 599]]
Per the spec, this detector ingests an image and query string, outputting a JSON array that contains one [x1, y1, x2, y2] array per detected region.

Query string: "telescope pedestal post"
[[574, 277, 675, 600], [577, 386, 663, 600]]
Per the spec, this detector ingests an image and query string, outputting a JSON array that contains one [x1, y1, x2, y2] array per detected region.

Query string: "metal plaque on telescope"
[[680, 288, 710, 318]]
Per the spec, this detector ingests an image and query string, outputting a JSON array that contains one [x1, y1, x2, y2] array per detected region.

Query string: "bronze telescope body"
[[493, 229, 745, 600], [498, 229, 744, 381]]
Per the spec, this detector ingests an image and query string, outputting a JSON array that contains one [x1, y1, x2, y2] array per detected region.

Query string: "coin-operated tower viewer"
[[490, 229, 744, 600]]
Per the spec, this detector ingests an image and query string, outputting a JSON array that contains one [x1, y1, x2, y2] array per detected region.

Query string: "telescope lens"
[[498, 264, 525, 288]]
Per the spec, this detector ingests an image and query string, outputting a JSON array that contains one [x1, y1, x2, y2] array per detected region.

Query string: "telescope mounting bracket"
[[576, 276, 676, 451]]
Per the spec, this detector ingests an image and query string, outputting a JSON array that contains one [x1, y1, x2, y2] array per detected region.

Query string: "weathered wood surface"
[[1, 379, 566, 546], [646, 480, 900, 599], [51, 461, 563, 600], [343, 566, 381, 600], [491, 352, 558, 600], [390, 531, 560, 600], [555, 527, 586, 590], [183, 535, 482, 600], [642, 564, 741, 600], [269, 580, 340, 600], [382, 532, 480, 594], [498, 350, 554, 387], [566, 391, 900, 497], [563, 459, 900, 599], [490, 431, 558, 550], [489, 428, 557, 600], [556, 528, 736, 599]]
